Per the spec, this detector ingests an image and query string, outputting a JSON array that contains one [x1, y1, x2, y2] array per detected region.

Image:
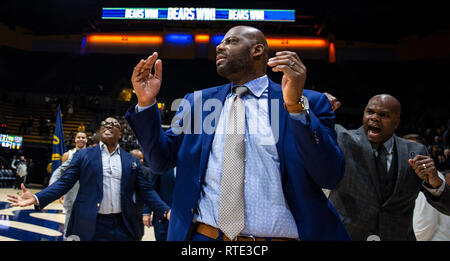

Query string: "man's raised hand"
[[408, 155, 443, 188], [131, 52, 163, 107], [267, 51, 307, 106], [7, 183, 37, 207]]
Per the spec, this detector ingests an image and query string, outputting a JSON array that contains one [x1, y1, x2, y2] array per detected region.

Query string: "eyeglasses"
[[101, 121, 121, 129]]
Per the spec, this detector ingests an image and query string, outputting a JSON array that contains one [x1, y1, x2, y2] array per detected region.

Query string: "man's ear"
[[252, 44, 265, 57]]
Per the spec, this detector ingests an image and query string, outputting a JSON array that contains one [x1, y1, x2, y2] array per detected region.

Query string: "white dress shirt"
[[98, 141, 122, 214]]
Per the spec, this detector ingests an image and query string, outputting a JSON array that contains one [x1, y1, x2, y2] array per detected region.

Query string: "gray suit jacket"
[[329, 125, 450, 241]]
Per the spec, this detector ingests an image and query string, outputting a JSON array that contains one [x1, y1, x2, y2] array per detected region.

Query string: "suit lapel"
[[383, 135, 408, 206], [94, 145, 103, 193], [120, 148, 130, 195], [356, 127, 382, 202], [199, 83, 232, 181], [268, 79, 287, 178]]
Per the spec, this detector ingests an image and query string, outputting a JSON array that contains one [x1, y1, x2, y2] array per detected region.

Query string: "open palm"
[[7, 183, 36, 207], [131, 52, 163, 107]]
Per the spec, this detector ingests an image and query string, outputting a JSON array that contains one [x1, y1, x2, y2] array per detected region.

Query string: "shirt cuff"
[[135, 100, 157, 113], [422, 176, 446, 197], [33, 195, 40, 206], [288, 110, 308, 124]]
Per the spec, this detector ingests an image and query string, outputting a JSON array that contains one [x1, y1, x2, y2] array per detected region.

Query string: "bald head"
[[230, 26, 269, 60], [130, 149, 144, 164], [216, 25, 269, 83], [363, 94, 402, 145], [368, 94, 401, 117]]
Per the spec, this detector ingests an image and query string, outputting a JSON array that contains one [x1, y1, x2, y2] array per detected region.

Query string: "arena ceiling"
[[0, 0, 448, 43]]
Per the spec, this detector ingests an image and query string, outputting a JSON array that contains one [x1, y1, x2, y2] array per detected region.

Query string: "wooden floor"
[[0, 188, 156, 241]]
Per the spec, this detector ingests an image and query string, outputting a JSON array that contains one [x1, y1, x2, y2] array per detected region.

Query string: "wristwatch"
[[284, 96, 309, 113]]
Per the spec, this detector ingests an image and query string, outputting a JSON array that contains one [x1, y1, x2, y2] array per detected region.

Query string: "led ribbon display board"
[[0, 134, 23, 150], [102, 7, 295, 22]]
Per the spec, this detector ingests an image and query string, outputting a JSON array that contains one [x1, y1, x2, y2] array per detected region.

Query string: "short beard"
[[216, 51, 251, 80]]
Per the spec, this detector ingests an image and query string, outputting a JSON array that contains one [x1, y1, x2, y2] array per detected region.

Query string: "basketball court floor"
[[0, 187, 155, 241]]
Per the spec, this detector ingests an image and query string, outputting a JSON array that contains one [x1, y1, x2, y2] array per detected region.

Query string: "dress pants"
[[92, 213, 135, 241]]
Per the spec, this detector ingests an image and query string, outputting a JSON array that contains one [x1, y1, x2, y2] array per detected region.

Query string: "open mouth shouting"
[[367, 125, 382, 139]]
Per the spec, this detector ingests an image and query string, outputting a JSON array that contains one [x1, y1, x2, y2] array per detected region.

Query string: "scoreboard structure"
[[1, 134, 23, 150], [102, 7, 296, 22]]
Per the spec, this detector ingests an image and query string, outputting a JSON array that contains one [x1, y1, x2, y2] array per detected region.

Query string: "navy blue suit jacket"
[[125, 78, 350, 241], [35, 145, 170, 241], [143, 168, 175, 217], [143, 168, 175, 241]]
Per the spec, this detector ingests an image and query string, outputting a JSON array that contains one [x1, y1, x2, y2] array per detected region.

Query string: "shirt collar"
[[231, 74, 268, 98], [383, 136, 394, 154], [99, 141, 121, 155]]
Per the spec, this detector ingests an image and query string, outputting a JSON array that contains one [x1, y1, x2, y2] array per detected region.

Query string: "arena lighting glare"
[[211, 35, 328, 48], [165, 34, 194, 45], [86, 35, 163, 44], [84, 34, 328, 48], [102, 7, 295, 22], [266, 38, 328, 48], [195, 34, 210, 43]]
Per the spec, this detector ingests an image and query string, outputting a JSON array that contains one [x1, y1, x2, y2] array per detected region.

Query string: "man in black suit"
[[325, 93, 450, 241]]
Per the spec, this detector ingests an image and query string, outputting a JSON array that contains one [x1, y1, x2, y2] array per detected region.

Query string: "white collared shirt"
[[98, 141, 122, 214]]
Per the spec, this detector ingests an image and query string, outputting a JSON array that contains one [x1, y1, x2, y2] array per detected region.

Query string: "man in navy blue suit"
[[125, 26, 350, 241], [8, 117, 170, 241], [143, 167, 175, 241]]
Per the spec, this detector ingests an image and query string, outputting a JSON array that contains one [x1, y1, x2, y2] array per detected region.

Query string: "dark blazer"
[[329, 125, 450, 241], [143, 168, 175, 241], [125, 78, 350, 241], [35, 145, 170, 241]]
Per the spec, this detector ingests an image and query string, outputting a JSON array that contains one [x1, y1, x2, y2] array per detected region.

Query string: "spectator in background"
[[14, 156, 27, 189], [436, 148, 450, 171], [87, 133, 100, 147], [49, 131, 88, 239], [10, 155, 18, 176], [424, 128, 433, 145], [433, 135, 444, 150], [146, 166, 175, 241], [443, 120, 450, 147], [444, 149, 450, 167], [129, 148, 152, 241], [43, 119, 51, 137], [67, 102, 74, 120]]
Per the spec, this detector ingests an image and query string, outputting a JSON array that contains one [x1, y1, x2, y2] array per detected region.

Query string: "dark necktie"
[[375, 145, 390, 201]]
